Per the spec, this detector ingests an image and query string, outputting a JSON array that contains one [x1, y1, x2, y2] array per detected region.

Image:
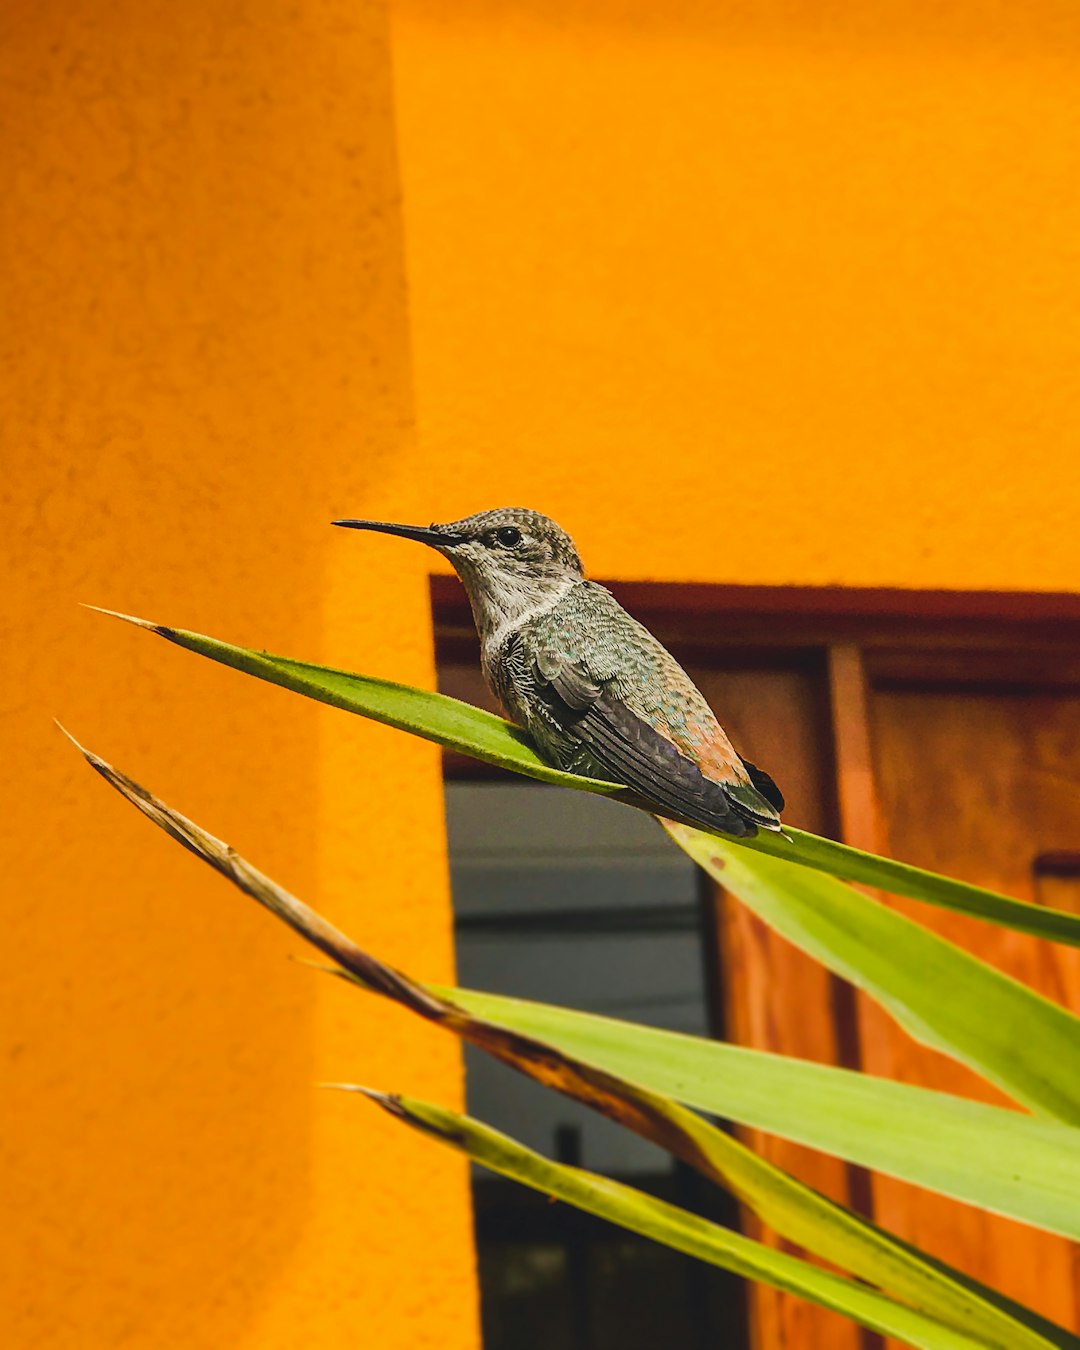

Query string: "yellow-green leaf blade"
[[445, 983, 1080, 1246], [95, 612, 1080, 949], [358, 1091, 996, 1350], [671, 823, 1080, 1123]]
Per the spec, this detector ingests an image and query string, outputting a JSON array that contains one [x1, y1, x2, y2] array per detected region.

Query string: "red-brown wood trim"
[[824, 645, 885, 1285], [827, 645, 887, 857], [431, 572, 1080, 625]]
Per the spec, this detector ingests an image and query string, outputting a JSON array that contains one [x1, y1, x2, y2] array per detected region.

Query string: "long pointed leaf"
[[447, 983, 1080, 1243], [353, 1090, 1000, 1350], [66, 733, 1080, 1342], [87, 610, 1080, 949], [670, 823, 1080, 1123]]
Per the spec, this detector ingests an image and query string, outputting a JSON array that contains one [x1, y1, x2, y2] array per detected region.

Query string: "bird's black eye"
[[494, 526, 523, 548]]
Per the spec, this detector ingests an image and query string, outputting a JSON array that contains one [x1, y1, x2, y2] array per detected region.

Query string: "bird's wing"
[[532, 647, 779, 837]]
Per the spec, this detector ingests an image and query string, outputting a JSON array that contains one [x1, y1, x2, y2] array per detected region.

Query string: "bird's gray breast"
[[484, 624, 577, 763], [481, 583, 634, 779]]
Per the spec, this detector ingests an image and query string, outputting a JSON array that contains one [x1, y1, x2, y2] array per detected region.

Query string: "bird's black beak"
[[331, 519, 464, 549]]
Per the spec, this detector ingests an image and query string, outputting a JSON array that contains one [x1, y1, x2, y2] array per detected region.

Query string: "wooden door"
[[692, 660, 868, 1350], [858, 672, 1080, 1331], [435, 577, 1080, 1347], [702, 646, 1080, 1343]]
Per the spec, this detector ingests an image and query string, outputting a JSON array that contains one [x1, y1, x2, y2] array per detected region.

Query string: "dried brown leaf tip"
[[58, 730, 452, 1017], [80, 604, 168, 634]]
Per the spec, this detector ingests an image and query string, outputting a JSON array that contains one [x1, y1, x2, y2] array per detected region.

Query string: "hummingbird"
[[332, 508, 783, 838]]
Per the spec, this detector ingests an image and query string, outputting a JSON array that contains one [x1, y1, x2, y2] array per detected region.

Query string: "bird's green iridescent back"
[[488, 581, 753, 790]]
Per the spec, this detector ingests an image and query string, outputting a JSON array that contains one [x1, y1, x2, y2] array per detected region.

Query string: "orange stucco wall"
[[3, 2, 476, 1347], [6, 1, 1080, 1346], [390, 0, 1080, 592]]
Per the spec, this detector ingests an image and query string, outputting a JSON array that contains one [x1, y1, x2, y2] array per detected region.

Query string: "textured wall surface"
[[7, 0, 1080, 1345], [391, 0, 1080, 592], [2, 1, 477, 1346]]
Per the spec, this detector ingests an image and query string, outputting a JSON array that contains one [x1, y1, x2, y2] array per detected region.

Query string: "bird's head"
[[333, 507, 584, 639]]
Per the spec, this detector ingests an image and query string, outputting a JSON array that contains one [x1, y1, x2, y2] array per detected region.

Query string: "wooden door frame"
[[433, 574, 1080, 1348], [434, 569, 1080, 813]]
